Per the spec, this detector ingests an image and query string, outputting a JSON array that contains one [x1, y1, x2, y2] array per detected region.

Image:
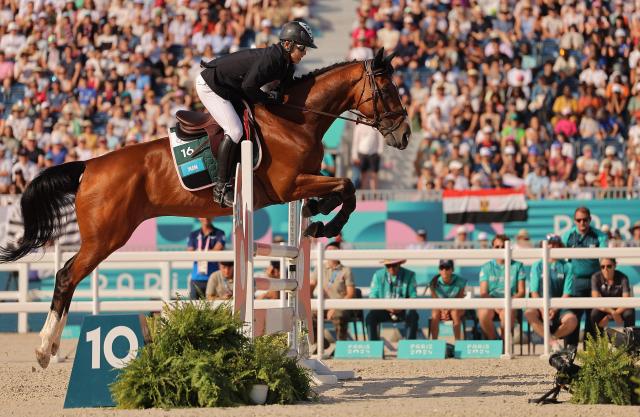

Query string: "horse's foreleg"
[[290, 175, 356, 238], [301, 194, 342, 217]]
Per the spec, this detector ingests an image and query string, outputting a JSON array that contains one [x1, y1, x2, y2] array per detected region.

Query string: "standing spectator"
[[365, 259, 419, 341], [477, 234, 527, 340], [427, 260, 466, 340], [187, 217, 225, 300], [590, 258, 635, 332], [351, 123, 383, 190], [562, 206, 608, 347], [205, 261, 234, 301], [310, 241, 356, 341], [525, 235, 577, 349]]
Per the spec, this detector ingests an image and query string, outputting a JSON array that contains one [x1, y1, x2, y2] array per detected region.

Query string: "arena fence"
[[1, 245, 639, 360]]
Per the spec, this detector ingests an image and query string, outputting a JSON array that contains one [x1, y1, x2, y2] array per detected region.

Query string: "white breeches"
[[195, 74, 243, 143]]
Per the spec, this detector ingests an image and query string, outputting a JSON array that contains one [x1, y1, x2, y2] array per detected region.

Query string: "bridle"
[[282, 60, 407, 136]]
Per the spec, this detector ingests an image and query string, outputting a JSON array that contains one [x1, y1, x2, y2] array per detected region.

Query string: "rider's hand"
[[268, 91, 284, 105]]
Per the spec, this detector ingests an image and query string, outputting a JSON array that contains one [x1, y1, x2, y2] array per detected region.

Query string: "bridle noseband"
[[282, 60, 407, 136]]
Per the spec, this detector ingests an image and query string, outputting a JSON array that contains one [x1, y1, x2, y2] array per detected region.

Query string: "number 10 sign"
[[64, 314, 149, 408]]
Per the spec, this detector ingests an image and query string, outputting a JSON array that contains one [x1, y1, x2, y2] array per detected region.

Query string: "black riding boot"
[[213, 135, 238, 208]]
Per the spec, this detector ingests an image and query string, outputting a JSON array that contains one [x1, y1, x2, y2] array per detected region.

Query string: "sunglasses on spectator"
[[439, 265, 452, 270], [574, 217, 590, 223], [600, 264, 614, 270]]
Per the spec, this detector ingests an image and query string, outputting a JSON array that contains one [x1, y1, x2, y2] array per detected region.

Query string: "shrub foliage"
[[570, 330, 639, 405], [110, 301, 314, 408]]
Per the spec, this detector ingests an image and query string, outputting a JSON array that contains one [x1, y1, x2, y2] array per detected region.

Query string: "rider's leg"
[[195, 74, 242, 207]]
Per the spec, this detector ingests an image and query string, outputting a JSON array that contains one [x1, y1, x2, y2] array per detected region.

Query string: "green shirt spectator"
[[369, 264, 418, 299], [479, 259, 527, 298], [529, 259, 574, 297], [561, 225, 608, 279], [432, 273, 467, 299]]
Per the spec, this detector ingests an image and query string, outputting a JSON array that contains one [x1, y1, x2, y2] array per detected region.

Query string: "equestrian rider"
[[196, 21, 317, 207]]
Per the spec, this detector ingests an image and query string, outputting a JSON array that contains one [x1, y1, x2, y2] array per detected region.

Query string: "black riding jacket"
[[201, 43, 295, 105]]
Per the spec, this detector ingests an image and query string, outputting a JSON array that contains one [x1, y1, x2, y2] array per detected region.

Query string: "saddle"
[[168, 102, 262, 191], [174, 101, 258, 158]]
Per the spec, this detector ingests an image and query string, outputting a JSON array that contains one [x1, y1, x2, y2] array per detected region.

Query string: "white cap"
[[504, 145, 516, 155], [456, 226, 467, 234], [615, 28, 626, 38], [477, 232, 488, 240], [261, 18, 272, 27], [7, 22, 17, 31], [449, 160, 463, 170], [479, 147, 492, 157], [605, 145, 616, 156], [601, 224, 610, 232]]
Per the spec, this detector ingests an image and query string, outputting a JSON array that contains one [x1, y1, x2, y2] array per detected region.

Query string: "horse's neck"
[[298, 63, 363, 135]]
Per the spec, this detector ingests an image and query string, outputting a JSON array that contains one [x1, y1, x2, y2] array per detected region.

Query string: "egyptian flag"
[[442, 188, 528, 224]]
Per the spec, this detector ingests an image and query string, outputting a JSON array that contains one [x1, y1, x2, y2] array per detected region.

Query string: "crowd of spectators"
[[347, 0, 640, 198], [0, 0, 311, 194]]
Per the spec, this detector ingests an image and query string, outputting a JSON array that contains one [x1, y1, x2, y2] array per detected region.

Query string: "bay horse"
[[0, 49, 410, 368]]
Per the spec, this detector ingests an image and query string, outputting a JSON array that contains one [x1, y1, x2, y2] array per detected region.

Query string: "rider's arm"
[[242, 50, 283, 104]]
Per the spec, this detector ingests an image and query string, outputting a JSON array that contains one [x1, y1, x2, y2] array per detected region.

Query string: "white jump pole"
[[502, 240, 512, 359], [541, 240, 551, 358], [241, 140, 255, 338]]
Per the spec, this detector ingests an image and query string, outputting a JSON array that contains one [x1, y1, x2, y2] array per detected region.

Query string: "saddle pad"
[[168, 126, 263, 192], [169, 128, 217, 191]]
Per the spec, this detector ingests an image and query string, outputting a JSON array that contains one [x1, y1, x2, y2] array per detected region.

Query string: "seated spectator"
[[427, 260, 466, 340], [310, 242, 355, 341], [525, 235, 577, 349], [365, 259, 418, 341], [406, 228, 430, 250], [477, 234, 526, 340], [525, 163, 549, 199], [590, 258, 635, 332], [205, 261, 234, 301], [257, 260, 282, 300]]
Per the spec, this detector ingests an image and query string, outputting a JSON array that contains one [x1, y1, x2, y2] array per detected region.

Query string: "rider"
[[196, 21, 317, 207]]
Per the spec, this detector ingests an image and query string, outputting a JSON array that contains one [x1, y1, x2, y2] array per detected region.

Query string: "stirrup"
[[214, 182, 234, 207]]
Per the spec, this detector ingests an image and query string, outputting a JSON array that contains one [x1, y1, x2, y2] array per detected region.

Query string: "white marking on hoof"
[[35, 348, 51, 369], [37, 310, 61, 369]]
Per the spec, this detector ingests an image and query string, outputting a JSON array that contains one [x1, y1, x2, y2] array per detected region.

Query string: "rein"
[[281, 60, 407, 136]]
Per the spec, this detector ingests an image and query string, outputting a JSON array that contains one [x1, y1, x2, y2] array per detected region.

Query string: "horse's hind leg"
[[37, 224, 138, 368]]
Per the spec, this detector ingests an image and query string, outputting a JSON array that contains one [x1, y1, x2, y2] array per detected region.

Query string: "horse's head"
[[355, 48, 411, 150]]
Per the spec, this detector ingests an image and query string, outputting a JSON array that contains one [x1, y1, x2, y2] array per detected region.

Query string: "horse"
[[0, 48, 410, 368]]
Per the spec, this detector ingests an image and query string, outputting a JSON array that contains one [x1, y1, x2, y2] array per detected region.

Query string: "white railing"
[[1, 245, 640, 360]]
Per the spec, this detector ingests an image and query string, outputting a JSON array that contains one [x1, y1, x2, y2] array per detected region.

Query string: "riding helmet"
[[279, 21, 317, 48]]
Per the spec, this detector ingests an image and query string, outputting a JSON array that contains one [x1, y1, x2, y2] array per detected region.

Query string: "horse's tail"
[[0, 161, 86, 263]]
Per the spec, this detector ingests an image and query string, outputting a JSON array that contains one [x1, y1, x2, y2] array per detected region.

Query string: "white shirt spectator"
[[351, 124, 383, 159], [630, 48, 640, 70], [348, 46, 374, 61], [168, 18, 191, 46], [0, 32, 26, 59], [12, 159, 39, 182], [507, 67, 532, 87], [628, 124, 640, 148], [579, 67, 607, 89], [192, 32, 215, 54], [0, 154, 12, 187], [425, 93, 456, 123]]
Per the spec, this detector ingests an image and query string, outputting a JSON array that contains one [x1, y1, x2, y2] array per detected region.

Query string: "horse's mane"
[[292, 60, 360, 84]]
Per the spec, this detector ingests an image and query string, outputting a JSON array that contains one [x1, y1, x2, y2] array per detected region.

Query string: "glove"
[[267, 90, 284, 105]]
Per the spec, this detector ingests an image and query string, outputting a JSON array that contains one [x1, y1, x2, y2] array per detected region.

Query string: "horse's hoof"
[[35, 348, 51, 369], [303, 221, 324, 238], [302, 199, 319, 218]]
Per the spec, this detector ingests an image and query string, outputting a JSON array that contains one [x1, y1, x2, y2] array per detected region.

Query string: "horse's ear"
[[383, 51, 396, 70], [373, 47, 385, 68]]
